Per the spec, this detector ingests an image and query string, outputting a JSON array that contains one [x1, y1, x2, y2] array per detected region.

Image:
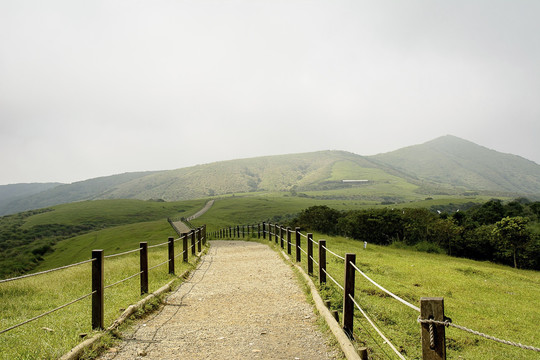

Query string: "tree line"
[[288, 199, 540, 270]]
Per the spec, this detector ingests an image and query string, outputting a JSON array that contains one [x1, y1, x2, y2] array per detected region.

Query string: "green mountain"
[[1, 135, 539, 215], [370, 135, 540, 195]]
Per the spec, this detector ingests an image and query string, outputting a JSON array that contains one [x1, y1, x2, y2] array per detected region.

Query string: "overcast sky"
[[1, 0, 539, 185]]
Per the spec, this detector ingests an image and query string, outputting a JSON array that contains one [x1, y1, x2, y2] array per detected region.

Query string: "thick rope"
[[350, 262, 420, 312], [321, 245, 345, 261], [321, 268, 344, 291], [0, 258, 94, 284], [148, 241, 169, 249], [417, 318, 540, 352], [0, 291, 95, 335], [104, 271, 143, 289], [104, 247, 141, 259], [350, 294, 407, 360]]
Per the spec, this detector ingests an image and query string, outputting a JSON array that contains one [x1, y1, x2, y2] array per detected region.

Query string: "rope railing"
[[104, 271, 143, 290], [148, 240, 170, 249], [321, 244, 345, 261], [417, 318, 540, 352], [350, 294, 406, 360], [322, 268, 344, 291], [211, 222, 540, 358], [0, 258, 95, 284], [0, 291, 95, 335], [350, 261, 420, 313], [1, 224, 208, 341], [104, 247, 142, 259]]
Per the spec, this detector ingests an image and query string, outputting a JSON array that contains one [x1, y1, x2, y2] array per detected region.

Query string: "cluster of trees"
[[289, 199, 540, 270]]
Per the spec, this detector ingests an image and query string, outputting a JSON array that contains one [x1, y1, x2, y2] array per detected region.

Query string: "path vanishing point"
[[98, 240, 339, 360]]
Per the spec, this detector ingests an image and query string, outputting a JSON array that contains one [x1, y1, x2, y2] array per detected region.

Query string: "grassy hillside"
[[371, 135, 540, 195], [0, 199, 206, 278]]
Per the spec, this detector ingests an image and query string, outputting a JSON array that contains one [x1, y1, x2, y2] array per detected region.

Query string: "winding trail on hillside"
[[99, 241, 338, 360], [172, 200, 214, 234]]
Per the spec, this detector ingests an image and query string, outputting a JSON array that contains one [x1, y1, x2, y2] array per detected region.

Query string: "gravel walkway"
[[99, 241, 339, 360]]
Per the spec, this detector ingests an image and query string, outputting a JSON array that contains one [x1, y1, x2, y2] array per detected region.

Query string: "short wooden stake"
[[420, 297, 446, 360], [182, 233, 188, 262], [307, 233, 313, 274], [295, 227, 301, 262], [168, 236, 175, 274], [91, 249, 104, 330], [343, 253, 356, 338], [140, 242, 148, 295], [319, 240, 327, 284]]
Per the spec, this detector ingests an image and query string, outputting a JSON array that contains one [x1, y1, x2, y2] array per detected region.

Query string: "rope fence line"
[[148, 241, 170, 249], [173, 234, 187, 243], [417, 318, 540, 352], [350, 261, 420, 313], [0, 258, 95, 284], [211, 222, 540, 358], [1, 223, 208, 341], [321, 244, 345, 261], [322, 268, 344, 291], [0, 291, 95, 335], [104, 271, 143, 290], [350, 294, 406, 360], [149, 258, 171, 271], [104, 247, 141, 259]]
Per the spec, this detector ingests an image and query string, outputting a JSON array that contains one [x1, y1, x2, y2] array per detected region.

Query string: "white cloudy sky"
[[1, 0, 539, 185]]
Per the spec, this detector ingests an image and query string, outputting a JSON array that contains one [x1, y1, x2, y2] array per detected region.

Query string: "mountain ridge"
[[1, 135, 539, 215]]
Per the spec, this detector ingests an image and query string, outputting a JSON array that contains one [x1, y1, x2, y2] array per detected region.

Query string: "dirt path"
[[172, 200, 214, 234], [99, 241, 339, 360]]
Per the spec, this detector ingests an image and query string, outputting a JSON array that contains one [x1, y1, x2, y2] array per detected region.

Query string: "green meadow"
[[1, 195, 537, 359]]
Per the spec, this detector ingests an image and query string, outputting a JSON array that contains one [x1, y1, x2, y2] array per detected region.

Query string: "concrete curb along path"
[[98, 241, 340, 360]]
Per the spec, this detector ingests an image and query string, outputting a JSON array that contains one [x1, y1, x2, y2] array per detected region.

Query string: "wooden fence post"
[[295, 227, 301, 262], [420, 297, 446, 360], [191, 230, 196, 255], [92, 249, 104, 330], [287, 227, 292, 255], [258, 223, 261, 239], [203, 225, 207, 245], [168, 237, 175, 274], [237, 225, 240, 238], [197, 227, 202, 253], [275, 224, 279, 244], [307, 233, 313, 275], [182, 233, 188, 262], [262, 222, 265, 239], [343, 253, 356, 338], [319, 240, 327, 284], [140, 242, 148, 295]]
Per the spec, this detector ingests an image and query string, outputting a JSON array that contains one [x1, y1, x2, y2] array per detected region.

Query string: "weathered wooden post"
[[262, 222, 265, 239], [420, 297, 446, 360], [280, 226, 284, 248], [182, 233, 188, 262], [258, 223, 261, 239], [140, 242, 148, 295], [343, 253, 356, 338], [191, 230, 196, 255], [295, 227, 301, 262], [319, 240, 327, 284], [197, 227, 202, 252], [237, 225, 240, 238], [92, 249, 104, 330], [168, 236, 175, 274], [287, 227, 292, 255], [275, 224, 279, 244], [307, 233, 313, 275]]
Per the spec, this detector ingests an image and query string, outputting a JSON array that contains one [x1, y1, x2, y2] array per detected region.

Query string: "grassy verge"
[[0, 221, 202, 359]]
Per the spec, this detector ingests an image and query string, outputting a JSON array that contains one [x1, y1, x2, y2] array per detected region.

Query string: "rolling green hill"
[[370, 135, 540, 195], [1, 135, 539, 216]]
